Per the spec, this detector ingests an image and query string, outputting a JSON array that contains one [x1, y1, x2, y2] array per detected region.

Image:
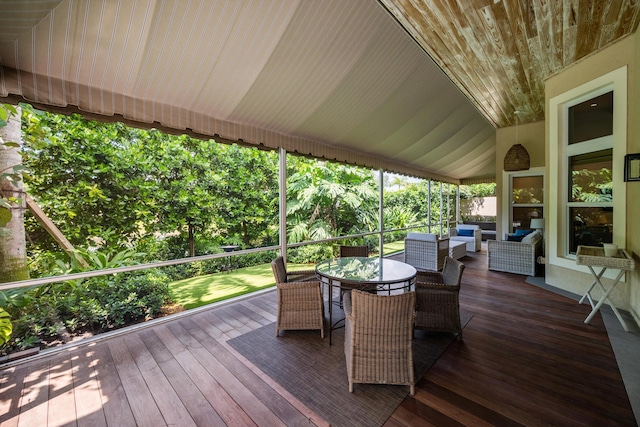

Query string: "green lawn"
[[170, 264, 278, 309], [170, 241, 405, 310]]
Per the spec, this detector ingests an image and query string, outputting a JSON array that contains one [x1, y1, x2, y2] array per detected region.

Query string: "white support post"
[[279, 148, 287, 263], [427, 180, 432, 233], [378, 169, 384, 259]]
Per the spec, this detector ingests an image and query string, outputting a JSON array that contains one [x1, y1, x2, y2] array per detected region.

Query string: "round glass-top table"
[[315, 257, 417, 344]]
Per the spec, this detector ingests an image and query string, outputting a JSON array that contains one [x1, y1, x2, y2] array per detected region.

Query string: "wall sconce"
[[624, 153, 640, 182]]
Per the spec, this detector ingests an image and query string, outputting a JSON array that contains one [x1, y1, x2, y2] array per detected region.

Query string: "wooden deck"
[[1, 249, 636, 426]]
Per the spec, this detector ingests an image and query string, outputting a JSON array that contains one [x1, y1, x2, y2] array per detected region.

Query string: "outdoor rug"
[[228, 308, 472, 427]]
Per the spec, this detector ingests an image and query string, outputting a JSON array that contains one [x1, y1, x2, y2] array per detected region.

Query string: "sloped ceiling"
[[382, 0, 640, 128], [1, 1, 639, 183]]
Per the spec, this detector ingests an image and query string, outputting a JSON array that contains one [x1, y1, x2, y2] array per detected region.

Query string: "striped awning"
[[0, 0, 496, 183]]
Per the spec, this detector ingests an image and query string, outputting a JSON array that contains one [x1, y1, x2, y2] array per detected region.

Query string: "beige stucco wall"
[[630, 29, 640, 323], [544, 34, 639, 325], [495, 120, 545, 239]]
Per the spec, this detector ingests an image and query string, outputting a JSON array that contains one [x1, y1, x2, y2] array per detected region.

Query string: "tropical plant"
[[286, 157, 378, 243], [0, 308, 11, 345]]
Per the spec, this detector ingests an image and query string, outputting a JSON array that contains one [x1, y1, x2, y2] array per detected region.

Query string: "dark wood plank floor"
[[1, 249, 636, 426]]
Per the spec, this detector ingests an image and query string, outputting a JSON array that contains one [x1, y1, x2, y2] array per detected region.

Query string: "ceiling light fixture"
[[504, 110, 530, 171]]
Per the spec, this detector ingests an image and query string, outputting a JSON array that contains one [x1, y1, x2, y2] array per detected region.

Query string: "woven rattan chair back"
[[271, 256, 316, 283], [339, 245, 369, 258], [344, 290, 416, 395], [276, 279, 325, 338], [271, 256, 288, 283], [441, 257, 465, 287], [415, 256, 465, 340]]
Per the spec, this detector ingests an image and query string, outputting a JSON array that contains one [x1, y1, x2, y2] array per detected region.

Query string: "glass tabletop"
[[315, 257, 416, 286]]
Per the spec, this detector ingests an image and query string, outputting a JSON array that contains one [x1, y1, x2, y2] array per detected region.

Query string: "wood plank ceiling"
[[1, 1, 639, 181], [381, 0, 640, 128]]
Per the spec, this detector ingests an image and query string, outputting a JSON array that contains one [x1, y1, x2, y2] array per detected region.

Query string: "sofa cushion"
[[457, 229, 475, 237], [506, 234, 524, 242], [457, 224, 479, 230], [406, 232, 437, 241], [521, 230, 541, 244]]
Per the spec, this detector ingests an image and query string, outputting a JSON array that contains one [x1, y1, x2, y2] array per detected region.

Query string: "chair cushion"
[[406, 232, 437, 241], [456, 229, 474, 237]]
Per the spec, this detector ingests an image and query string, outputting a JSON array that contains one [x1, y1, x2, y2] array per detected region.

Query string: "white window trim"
[[548, 66, 627, 276], [501, 167, 545, 238]]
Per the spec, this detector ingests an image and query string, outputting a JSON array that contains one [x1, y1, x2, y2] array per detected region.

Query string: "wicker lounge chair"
[[415, 256, 465, 340], [271, 256, 316, 283], [344, 290, 416, 395], [449, 224, 482, 252], [404, 232, 449, 271]]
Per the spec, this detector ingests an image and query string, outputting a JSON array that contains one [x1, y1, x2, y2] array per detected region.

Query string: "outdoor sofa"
[[487, 230, 543, 276]]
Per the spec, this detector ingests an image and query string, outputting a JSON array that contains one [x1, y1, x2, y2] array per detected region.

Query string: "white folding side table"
[[576, 245, 636, 332]]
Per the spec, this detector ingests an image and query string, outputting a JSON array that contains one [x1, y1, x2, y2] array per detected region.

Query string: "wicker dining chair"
[[272, 257, 324, 338], [414, 256, 465, 340], [271, 256, 316, 283], [339, 245, 369, 258], [337, 245, 371, 300], [275, 280, 325, 338], [344, 290, 416, 395]]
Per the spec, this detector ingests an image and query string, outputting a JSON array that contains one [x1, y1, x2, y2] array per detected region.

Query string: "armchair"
[[415, 257, 465, 340], [271, 256, 316, 283], [487, 231, 543, 276], [338, 245, 371, 298], [344, 290, 416, 395], [275, 281, 325, 338], [272, 257, 324, 338], [449, 224, 482, 252], [404, 232, 449, 271]]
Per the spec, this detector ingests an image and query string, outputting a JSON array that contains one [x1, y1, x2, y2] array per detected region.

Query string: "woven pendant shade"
[[504, 143, 530, 171]]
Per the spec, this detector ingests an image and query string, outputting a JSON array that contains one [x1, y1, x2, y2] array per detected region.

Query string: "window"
[[565, 92, 614, 255], [548, 67, 626, 270], [511, 175, 544, 232], [568, 149, 613, 253]]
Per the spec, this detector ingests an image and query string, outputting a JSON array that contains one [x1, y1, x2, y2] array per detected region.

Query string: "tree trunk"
[[0, 105, 29, 283], [188, 222, 195, 257]]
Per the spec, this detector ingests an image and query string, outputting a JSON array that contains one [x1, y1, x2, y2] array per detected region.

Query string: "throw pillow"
[[514, 228, 533, 236], [506, 234, 524, 242], [457, 229, 474, 237]]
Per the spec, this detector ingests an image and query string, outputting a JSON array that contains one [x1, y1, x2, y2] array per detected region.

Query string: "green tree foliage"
[[459, 183, 496, 199], [286, 157, 379, 243], [384, 180, 459, 233], [21, 112, 279, 261]]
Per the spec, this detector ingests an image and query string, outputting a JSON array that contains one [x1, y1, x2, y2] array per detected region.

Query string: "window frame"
[[548, 67, 627, 275], [501, 167, 545, 239], [510, 173, 544, 232]]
